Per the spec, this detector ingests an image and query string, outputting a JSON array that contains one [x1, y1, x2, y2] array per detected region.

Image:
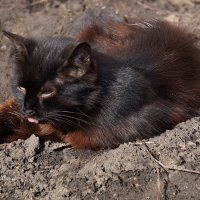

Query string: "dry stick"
[[136, 1, 159, 11], [156, 167, 162, 200], [26, 0, 48, 7], [0, 20, 3, 45], [133, 141, 153, 145], [53, 143, 73, 152], [144, 143, 200, 175]]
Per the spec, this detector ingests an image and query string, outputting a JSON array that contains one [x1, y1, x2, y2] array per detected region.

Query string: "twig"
[[53, 143, 73, 152], [136, 1, 159, 11], [163, 175, 169, 200], [165, 166, 200, 175], [133, 141, 153, 146], [26, 0, 48, 7], [156, 167, 162, 200], [144, 143, 200, 175]]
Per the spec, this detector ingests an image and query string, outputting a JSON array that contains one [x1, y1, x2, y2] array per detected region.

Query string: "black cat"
[[1, 15, 200, 149]]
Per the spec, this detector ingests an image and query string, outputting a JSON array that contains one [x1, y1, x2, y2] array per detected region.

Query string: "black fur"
[[3, 18, 200, 149]]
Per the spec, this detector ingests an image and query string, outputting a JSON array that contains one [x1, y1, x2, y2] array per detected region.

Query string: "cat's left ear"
[[67, 42, 94, 77], [2, 30, 30, 63]]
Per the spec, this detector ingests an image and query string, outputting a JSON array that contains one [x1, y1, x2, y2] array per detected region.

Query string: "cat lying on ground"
[[1, 12, 200, 149]]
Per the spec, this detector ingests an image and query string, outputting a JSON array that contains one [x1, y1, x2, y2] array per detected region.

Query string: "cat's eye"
[[39, 88, 57, 100], [17, 86, 26, 94]]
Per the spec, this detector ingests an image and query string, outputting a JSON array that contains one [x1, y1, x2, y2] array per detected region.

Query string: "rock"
[[164, 14, 179, 23], [187, 141, 197, 148], [69, 2, 83, 12], [10, 148, 25, 160], [0, 45, 7, 51], [24, 135, 40, 158]]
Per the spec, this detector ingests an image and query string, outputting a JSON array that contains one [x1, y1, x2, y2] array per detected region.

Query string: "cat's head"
[[3, 30, 100, 131]]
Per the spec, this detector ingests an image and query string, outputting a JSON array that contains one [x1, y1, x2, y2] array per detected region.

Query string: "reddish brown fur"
[[77, 22, 135, 55], [0, 99, 38, 142]]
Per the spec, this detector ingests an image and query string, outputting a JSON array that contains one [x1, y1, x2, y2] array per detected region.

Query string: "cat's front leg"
[[37, 124, 97, 149], [37, 123, 67, 142]]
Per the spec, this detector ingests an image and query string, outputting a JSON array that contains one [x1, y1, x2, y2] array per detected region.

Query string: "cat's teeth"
[[28, 118, 39, 124]]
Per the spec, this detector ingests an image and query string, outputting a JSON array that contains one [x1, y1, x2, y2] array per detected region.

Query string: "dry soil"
[[0, 0, 200, 199]]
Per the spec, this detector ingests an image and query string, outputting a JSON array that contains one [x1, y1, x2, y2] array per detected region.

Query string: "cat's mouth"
[[26, 114, 49, 124], [28, 118, 48, 125], [27, 117, 39, 124]]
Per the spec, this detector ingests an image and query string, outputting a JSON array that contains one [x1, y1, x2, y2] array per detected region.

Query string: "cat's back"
[[77, 17, 200, 78], [76, 17, 200, 102], [76, 17, 200, 68], [127, 20, 200, 72]]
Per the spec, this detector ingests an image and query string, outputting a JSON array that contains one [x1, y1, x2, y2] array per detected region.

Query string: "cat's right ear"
[[2, 30, 29, 63]]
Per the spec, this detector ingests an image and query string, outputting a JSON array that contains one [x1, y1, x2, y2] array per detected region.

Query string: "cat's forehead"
[[17, 38, 73, 86], [32, 37, 75, 61], [37, 37, 76, 50], [26, 37, 76, 72]]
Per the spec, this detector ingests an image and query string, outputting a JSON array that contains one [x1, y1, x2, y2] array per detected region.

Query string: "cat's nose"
[[24, 98, 37, 116], [24, 109, 36, 116]]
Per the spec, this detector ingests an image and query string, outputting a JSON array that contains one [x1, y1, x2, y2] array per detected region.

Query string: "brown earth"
[[0, 0, 200, 199]]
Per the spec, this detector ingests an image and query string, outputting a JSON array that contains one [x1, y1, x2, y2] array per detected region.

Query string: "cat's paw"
[[37, 123, 65, 142], [0, 98, 31, 143]]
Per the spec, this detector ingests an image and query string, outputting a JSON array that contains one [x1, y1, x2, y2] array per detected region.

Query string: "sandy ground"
[[0, 0, 200, 199]]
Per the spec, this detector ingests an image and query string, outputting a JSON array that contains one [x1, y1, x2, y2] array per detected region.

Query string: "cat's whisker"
[[8, 119, 16, 126], [46, 118, 61, 130], [48, 116, 77, 129], [53, 113, 90, 125], [7, 111, 22, 118], [0, 113, 20, 127], [53, 110, 91, 119], [51, 112, 103, 130], [13, 128, 29, 134], [74, 107, 92, 119], [49, 115, 78, 126], [51, 113, 91, 130], [48, 114, 87, 130]]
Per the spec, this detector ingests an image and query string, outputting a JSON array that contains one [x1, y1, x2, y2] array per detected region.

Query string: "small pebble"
[[187, 141, 196, 148], [0, 45, 7, 51]]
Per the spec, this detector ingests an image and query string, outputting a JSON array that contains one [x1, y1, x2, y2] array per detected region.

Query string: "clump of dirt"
[[0, 0, 200, 199]]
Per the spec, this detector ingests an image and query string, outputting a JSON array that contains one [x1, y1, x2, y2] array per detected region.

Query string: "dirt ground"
[[0, 0, 200, 199]]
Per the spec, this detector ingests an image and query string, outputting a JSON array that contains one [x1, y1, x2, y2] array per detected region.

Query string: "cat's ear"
[[2, 30, 30, 63], [67, 42, 93, 78]]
